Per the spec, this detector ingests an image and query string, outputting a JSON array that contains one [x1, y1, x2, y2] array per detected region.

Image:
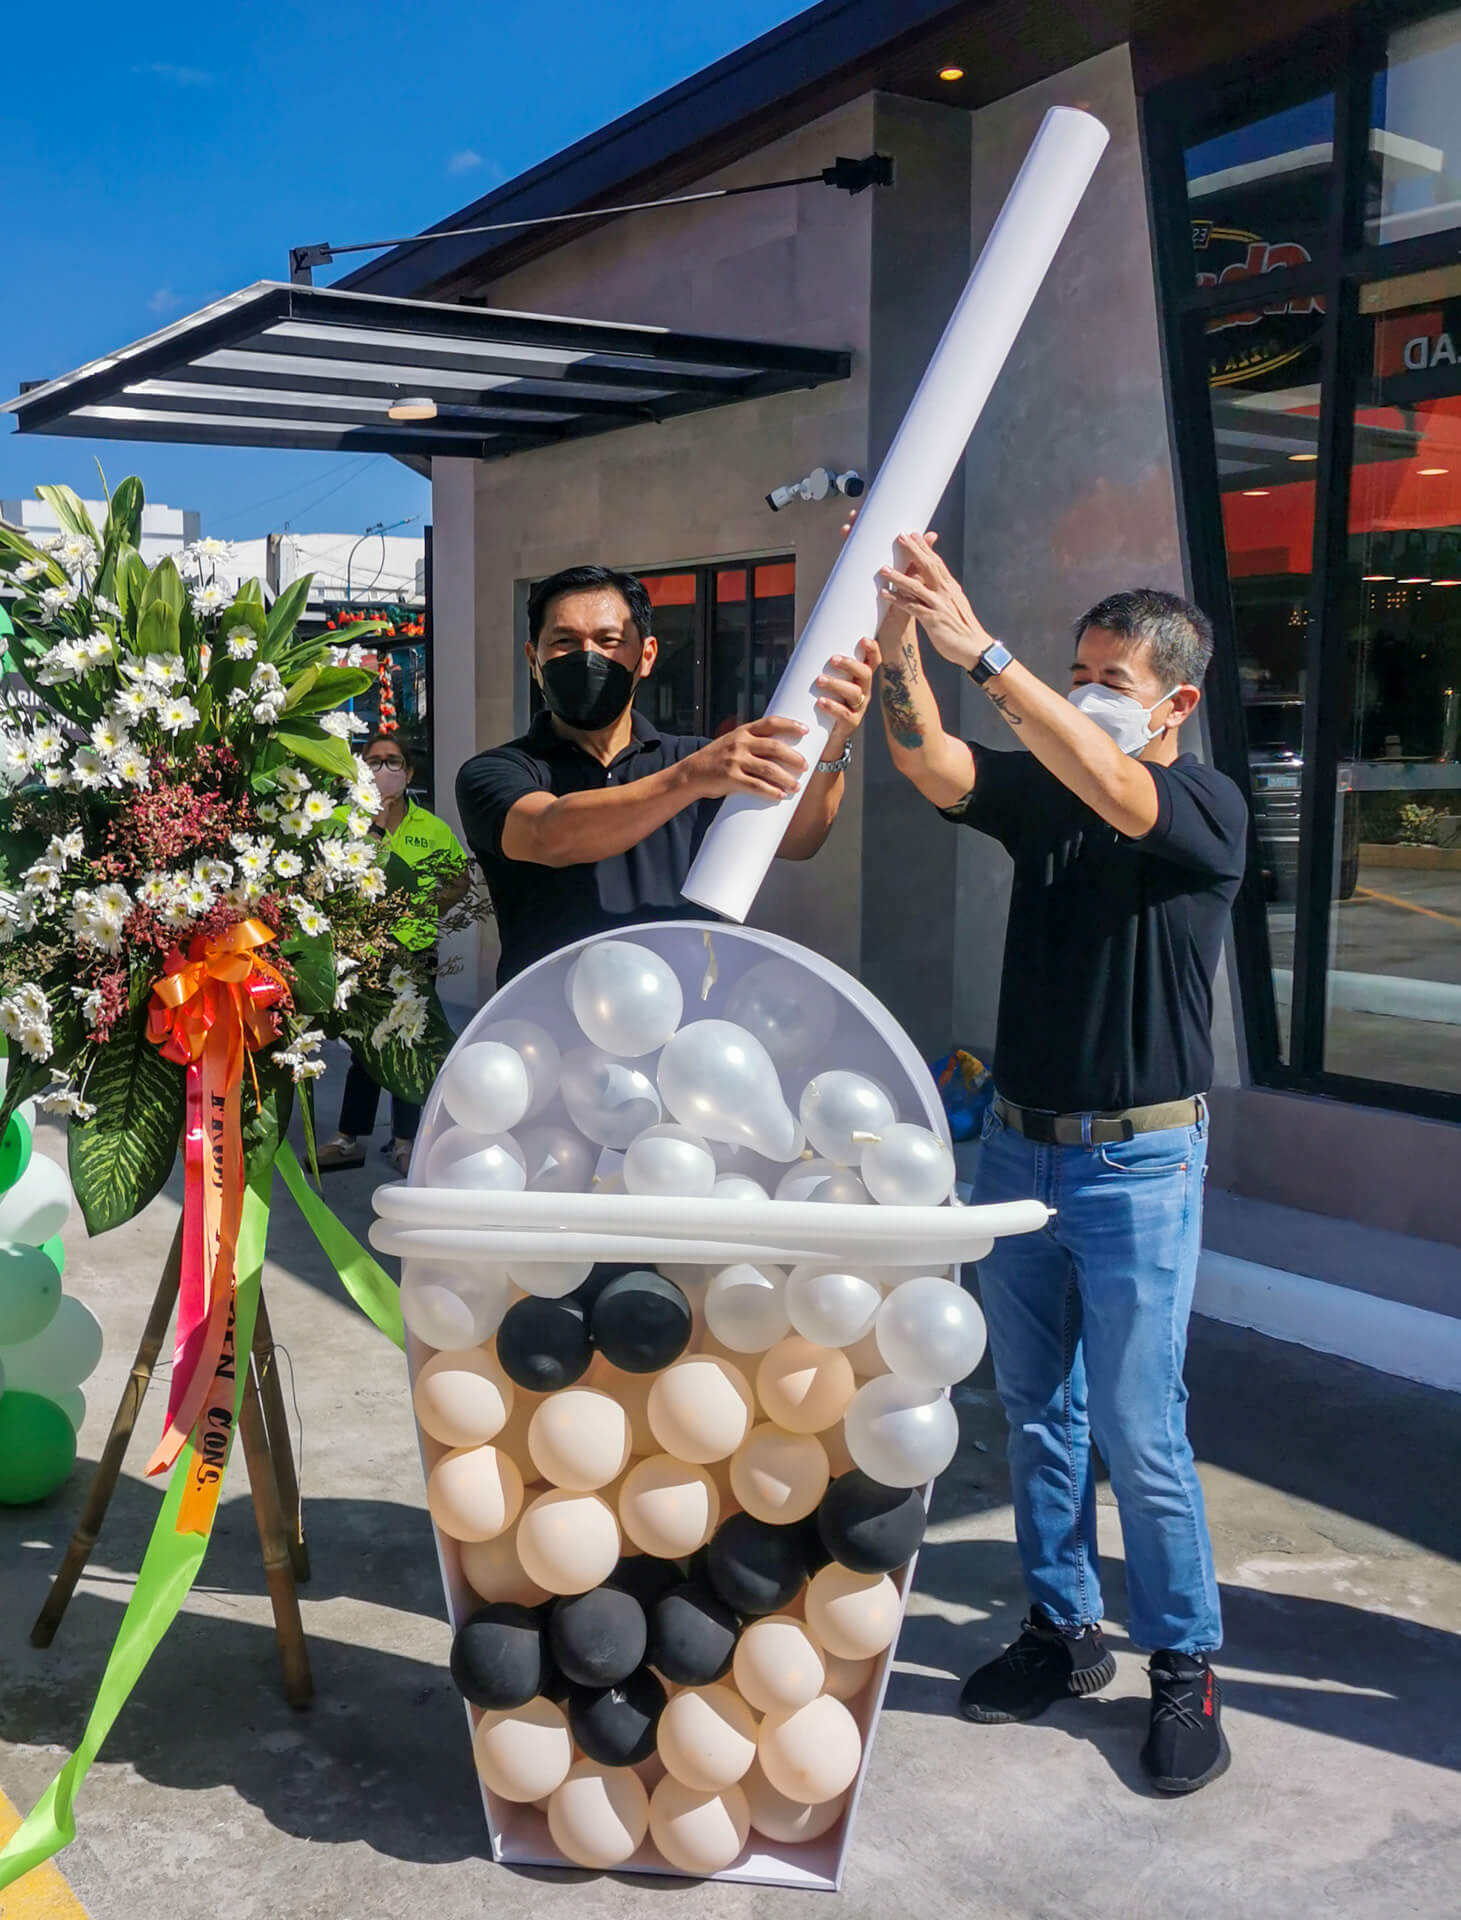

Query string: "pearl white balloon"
[[506, 1257, 593, 1300], [799, 1072, 898, 1166], [774, 1159, 869, 1206], [401, 1262, 512, 1349], [0, 1295, 101, 1394], [623, 1124, 716, 1198], [875, 1276, 987, 1389], [786, 1266, 883, 1348], [723, 957, 837, 1073], [480, 1018, 561, 1118], [570, 939, 684, 1057], [517, 1120, 597, 1194], [54, 1387, 86, 1431], [713, 1174, 767, 1202], [843, 1375, 960, 1488], [860, 1122, 956, 1207], [439, 1041, 532, 1136], [703, 1263, 789, 1354], [425, 1128, 526, 1192], [656, 1020, 798, 1160], [560, 1047, 662, 1148], [0, 1153, 72, 1243]]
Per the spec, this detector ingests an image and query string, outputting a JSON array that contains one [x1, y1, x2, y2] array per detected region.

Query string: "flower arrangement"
[[0, 480, 475, 1236]]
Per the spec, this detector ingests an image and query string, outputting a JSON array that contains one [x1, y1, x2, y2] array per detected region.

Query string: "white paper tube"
[[681, 105, 1110, 922]]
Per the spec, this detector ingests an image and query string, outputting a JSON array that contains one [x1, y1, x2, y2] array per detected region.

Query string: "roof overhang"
[[3, 281, 851, 461]]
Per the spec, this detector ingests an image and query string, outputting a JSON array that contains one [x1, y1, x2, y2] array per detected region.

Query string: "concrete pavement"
[[2, 1120, 1458, 1920]]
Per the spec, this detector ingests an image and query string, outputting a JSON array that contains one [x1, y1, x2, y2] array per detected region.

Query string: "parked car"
[[1245, 696, 1358, 901]]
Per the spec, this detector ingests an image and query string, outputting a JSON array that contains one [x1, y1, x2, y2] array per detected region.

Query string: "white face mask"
[[1068, 682, 1180, 756]]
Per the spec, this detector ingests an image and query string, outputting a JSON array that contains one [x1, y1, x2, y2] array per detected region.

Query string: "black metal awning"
[[2, 281, 851, 461]]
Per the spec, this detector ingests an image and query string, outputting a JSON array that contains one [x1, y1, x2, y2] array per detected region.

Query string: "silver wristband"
[[816, 741, 853, 775]]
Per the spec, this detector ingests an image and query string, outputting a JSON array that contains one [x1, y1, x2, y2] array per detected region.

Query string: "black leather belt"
[[992, 1094, 1202, 1147]]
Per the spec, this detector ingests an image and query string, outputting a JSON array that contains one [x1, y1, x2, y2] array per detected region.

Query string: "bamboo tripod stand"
[[30, 1217, 314, 1707]]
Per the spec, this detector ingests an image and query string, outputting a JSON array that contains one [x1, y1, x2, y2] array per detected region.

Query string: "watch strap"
[[815, 741, 854, 775], [968, 639, 1014, 686]]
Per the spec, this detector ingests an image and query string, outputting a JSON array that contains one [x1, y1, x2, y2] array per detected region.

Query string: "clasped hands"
[[873, 529, 995, 674]]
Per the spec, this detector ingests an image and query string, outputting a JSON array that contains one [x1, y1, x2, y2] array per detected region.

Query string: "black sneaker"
[[1141, 1652, 1231, 1793], [958, 1605, 1116, 1724]]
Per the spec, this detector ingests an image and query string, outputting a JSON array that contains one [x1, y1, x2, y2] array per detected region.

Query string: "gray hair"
[[1074, 587, 1214, 687]]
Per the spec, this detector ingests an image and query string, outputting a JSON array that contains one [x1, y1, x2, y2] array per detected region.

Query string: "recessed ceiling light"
[[1362, 573, 1395, 581], [1431, 578, 1461, 586], [388, 395, 437, 421], [1289, 452, 1318, 462], [1241, 488, 1270, 496], [938, 65, 965, 81], [1419, 466, 1449, 475], [1398, 575, 1429, 583]]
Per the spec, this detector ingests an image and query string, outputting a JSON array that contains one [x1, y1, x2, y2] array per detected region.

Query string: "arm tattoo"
[[987, 688, 1022, 728], [879, 639, 924, 750]]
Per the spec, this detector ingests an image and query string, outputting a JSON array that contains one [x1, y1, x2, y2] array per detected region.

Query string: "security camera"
[[765, 467, 865, 511]]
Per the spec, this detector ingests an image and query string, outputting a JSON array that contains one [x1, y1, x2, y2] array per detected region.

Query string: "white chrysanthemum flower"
[[38, 1076, 98, 1119], [79, 631, 116, 666], [90, 715, 128, 756], [278, 768, 311, 794], [143, 653, 187, 688], [73, 985, 107, 1025], [280, 810, 311, 839], [157, 697, 200, 736], [0, 736, 33, 779], [357, 865, 388, 900], [187, 536, 235, 562], [31, 724, 67, 763], [191, 582, 229, 616], [37, 638, 89, 684], [113, 747, 151, 788], [294, 903, 331, 937], [318, 711, 356, 739], [12, 558, 47, 584], [226, 685, 250, 707], [160, 896, 196, 930], [21, 863, 62, 894], [94, 882, 132, 923], [94, 594, 122, 620], [225, 626, 257, 660], [195, 858, 233, 888], [181, 879, 214, 914], [49, 830, 84, 863], [57, 534, 98, 575], [17, 1023, 54, 1062], [137, 873, 174, 907], [338, 840, 376, 875], [252, 695, 285, 725], [249, 662, 283, 693], [273, 850, 304, 878], [112, 686, 151, 722], [333, 973, 357, 1010], [37, 583, 80, 621], [301, 791, 333, 823], [15, 983, 50, 1021], [256, 800, 280, 824], [233, 845, 269, 878], [344, 809, 372, 838], [387, 964, 417, 996], [42, 764, 74, 790], [71, 746, 114, 790]]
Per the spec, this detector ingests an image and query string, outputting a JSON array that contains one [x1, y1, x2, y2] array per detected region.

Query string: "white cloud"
[[136, 62, 215, 85], [147, 287, 184, 316], [447, 149, 485, 175]]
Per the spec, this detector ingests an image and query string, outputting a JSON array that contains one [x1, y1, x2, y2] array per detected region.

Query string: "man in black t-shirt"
[[875, 537, 1245, 1796], [457, 564, 876, 987]]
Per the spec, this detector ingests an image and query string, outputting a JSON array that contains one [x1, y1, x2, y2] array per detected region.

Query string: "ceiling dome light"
[[938, 66, 965, 81], [1418, 466, 1449, 475], [388, 395, 438, 422], [1288, 451, 1318, 462]]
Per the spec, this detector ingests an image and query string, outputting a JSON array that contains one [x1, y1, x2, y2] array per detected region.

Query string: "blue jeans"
[[972, 1103, 1221, 1656]]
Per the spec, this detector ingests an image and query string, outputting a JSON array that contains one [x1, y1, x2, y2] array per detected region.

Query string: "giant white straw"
[[681, 105, 1110, 922]]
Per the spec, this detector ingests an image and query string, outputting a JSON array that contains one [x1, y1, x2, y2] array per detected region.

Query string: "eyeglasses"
[[368, 756, 407, 771]]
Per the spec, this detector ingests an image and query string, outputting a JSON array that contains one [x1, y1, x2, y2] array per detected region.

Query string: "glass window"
[[1321, 270, 1461, 1093], [1367, 8, 1461, 245], [1185, 93, 1334, 311], [639, 571, 699, 736]]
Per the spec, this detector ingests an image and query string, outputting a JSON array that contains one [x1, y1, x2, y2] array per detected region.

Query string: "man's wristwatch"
[[816, 741, 854, 775], [968, 639, 1014, 685]]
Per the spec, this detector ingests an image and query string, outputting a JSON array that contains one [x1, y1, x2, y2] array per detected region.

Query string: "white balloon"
[[480, 1019, 561, 1118], [844, 1375, 960, 1488], [799, 1072, 898, 1167], [0, 1153, 72, 1243], [401, 1262, 512, 1349], [623, 1125, 716, 1199], [860, 1123, 956, 1208], [55, 1386, 86, 1430], [1, 1294, 102, 1395], [439, 1042, 532, 1136], [713, 1174, 768, 1202], [723, 957, 837, 1073], [425, 1128, 527, 1192], [704, 1263, 790, 1354], [786, 1266, 883, 1348], [560, 1048, 662, 1148], [507, 1259, 593, 1299], [774, 1160, 869, 1206], [875, 1276, 987, 1388], [517, 1121, 596, 1194], [570, 940, 684, 1058], [657, 1021, 798, 1160]]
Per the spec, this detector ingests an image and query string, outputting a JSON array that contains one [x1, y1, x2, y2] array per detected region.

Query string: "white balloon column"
[[372, 925, 1047, 1888]]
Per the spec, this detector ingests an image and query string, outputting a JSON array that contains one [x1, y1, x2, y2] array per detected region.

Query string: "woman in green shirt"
[[318, 731, 468, 1175]]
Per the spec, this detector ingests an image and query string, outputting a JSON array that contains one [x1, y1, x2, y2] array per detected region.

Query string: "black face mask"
[[536, 650, 638, 731]]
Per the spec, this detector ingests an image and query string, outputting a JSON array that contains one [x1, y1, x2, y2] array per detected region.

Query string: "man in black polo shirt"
[[457, 564, 875, 986], [875, 535, 1245, 1796]]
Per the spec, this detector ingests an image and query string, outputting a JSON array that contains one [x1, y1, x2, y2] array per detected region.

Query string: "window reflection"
[[1368, 10, 1461, 245]]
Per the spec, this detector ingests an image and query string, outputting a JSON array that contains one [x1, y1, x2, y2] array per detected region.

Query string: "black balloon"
[[704, 1513, 808, 1618], [590, 1270, 691, 1373], [817, 1470, 926, 1575], [549, 1585, 647, 1688], [495, 1295, 592, 1393], [648, 1580, 740, 1685], [568, 1667, 666, 1767], [449, 1603, 545, 1710], [606, 1554, 683, 1612], [572, 1263, 638, 1317], [798, 1510, 835, 1578]]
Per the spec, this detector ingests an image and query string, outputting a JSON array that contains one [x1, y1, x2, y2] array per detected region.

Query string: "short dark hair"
[[361, 728, 415, 770], [527, 565, 653, 648], [1074, 587, 1214, 686]]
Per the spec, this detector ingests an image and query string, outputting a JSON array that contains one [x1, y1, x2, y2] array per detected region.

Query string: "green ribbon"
[[0, 1163, 274, 1892], [274, 1140, 403, 1350]]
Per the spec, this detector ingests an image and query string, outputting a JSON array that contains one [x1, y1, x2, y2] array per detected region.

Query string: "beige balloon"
[[528, 1388, 631, 1491], [844, 1323, 890, 1378], [742, 1759, 848, 1845], [821, 1420, 856, 1477], [586, 1356, 658, 1455], [493, 1383, 547, 1483], [732, 1615, 826, 1714], [656, 1683, 758, 1793], [821, 1646, 877, 1704], [458, 1517, 551, 1607], [649, 1778, 751, 1876], [473, 1697, 574, 1803], [757, 1695, 863, 1803], [805, 1564, 901, 1660], [648, 1357, 753, 1464], [706, 1453, 741, 1522], [729, 1423, 829, 1526], [413, 1347, 514, 1449], [515, 1489, 621, 1594], [547, 1760, 650, 1870], [618, 1455, 720, 1559], [426, 1444, 525, 1543], [755, 1336, 856, 1435]]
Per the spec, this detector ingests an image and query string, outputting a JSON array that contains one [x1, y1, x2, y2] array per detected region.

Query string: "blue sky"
[[2, 0, 806, 539]]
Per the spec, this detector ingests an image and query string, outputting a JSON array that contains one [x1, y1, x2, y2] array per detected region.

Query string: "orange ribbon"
[[145, 921, 288, 1529]]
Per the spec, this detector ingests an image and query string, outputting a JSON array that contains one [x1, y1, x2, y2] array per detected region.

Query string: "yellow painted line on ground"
[[0, 1791, 90, 1920], [1355, 883, 1461, 928]]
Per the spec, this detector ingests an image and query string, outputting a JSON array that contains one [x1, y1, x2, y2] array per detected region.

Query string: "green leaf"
[[105, 477, 144, 554], [140, 555, 186, 621], [263, 575, 313, 652], [274, 720, 356, 781], [345, 986, 453, 1105], [280, 931, 336, 1017], [242, 1067, 294, 1181], [67, 1003, 185, 1235], [136, 598, 181, 658], [282, 663, 322, 712], [282, 666, 374, 717], [35, 485, 100, 547], [115, 547, 149, 624]]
